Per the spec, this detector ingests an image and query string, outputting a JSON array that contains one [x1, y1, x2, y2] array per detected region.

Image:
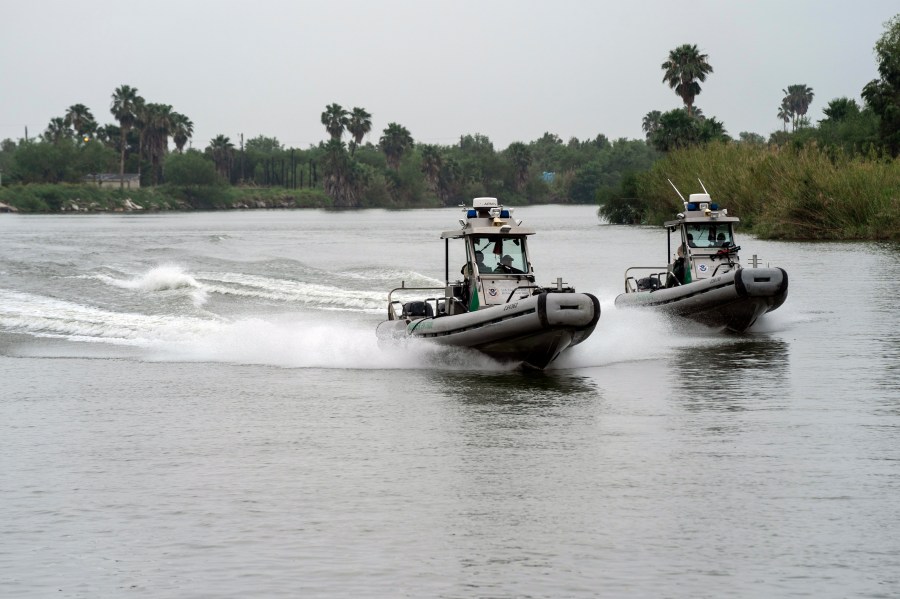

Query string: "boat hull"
[[377, 291, 600, 369], [614, 267, 787, 332]]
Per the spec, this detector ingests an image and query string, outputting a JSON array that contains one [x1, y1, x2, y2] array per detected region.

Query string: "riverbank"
[[0, 184, 335, 213], [609, 143, 900, 241]]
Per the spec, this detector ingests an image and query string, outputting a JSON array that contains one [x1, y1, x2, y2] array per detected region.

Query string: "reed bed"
[[636, 143, 900, 240]]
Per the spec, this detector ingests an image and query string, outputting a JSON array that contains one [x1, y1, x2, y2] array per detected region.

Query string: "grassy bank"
[[0, 184, 333, 213], [616, 143, 900, 241]]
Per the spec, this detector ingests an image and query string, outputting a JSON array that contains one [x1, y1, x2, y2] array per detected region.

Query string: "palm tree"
[[321, 138, 357, 207], [777, 101, 792, 132], [420, 145, 443, 196], [661, 44, 713, 116], [439, 157, 463, 205], [782, 84, 814, 130], [822, 97, 859, 122], [43, 117, 71, 144], [143, 103, 174, 185], [94, 124, 117, 146], [648, 109, 699, 152], [170, 112, 194, 153], [206, 134, 235, 181], [321, 103, 349, 140], [64, 104, 96, 141], [505, 142, 532, 190], [642, 110, 662, 141], [133, 96, 148, 182], [347, 107, 372, 155], [379, 122, 414, 170], [110, 85, 141, 189]]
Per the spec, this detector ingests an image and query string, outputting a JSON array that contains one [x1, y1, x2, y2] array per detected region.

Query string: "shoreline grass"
[[632, 142, 900, 241]]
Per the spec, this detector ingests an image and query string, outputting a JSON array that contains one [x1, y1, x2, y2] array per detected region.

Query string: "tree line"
[[1, 14, 897, 220]]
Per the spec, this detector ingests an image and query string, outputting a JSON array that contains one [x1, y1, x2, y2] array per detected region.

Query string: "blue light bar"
[[500, 209, 510, 218], [467, 209, 476, 218], [710, 203, 719, 210], [687, 202, 697, 211]]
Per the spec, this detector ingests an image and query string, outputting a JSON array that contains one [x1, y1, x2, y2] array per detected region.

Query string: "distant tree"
[[439, 156, 463, 205], [170, 112, 194, 153], [697, 116, 729, 142], [777, 101, 791, 132], [738, 131, 766, 145], [129, 97, 146, 181], [821, 97, 860, 122], [649, 109, 699, 151], [321, 103, 349, 141], [76, 137, 118, 175], [13, 139, 79, 183], [661, 44, 713, 116], [64, 104, 96, 141], [782, 84, 815, 131], [347, 107, 372, 155], [94, 123, 119, 148], [505, 142, 532, 190], [648, 109, 727, 152], [43, 117, 71, 144], [164, 150, 219, 186], [419, 144, 443, 197], [206, 134, 235, 180], [642, 110, 662, 141], [111, 84, 141, 189], [245, 136, 283, 153], [321, 138, 357, 207], [143, 103, 174, 185], [593, 134, 611, 151], [861, 15, 900, 156], [379, 122, 414, 170]]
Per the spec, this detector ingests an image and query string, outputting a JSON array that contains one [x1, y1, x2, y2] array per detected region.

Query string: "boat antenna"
[[697, 179, 710, 195], [668, 179, 686, 202]]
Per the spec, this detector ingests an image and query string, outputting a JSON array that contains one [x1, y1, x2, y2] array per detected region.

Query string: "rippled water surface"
[[1, 207, 899, 598]]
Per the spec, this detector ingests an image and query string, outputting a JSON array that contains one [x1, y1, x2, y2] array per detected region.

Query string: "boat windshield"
[[470, 235, 528, 274], [685, 224, 733, 249]]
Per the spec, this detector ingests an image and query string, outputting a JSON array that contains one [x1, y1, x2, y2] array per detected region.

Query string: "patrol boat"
[[614, 184, 788, 332], [376, 197, 600, 369]]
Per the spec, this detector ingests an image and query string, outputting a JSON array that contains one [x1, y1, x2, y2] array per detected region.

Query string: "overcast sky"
[[2, 0, 897, 150]]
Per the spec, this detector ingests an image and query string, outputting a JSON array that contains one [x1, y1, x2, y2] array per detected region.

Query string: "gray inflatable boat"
[[614, 186, 787, 332], [377, 197, 600, 369]]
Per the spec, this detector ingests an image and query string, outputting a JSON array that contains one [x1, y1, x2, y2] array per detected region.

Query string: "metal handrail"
[[386, 285, 446, 320], [623, 266, 669, 293], [386, 285, 446, 304]]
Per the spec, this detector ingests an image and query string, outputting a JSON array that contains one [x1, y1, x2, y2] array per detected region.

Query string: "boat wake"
[[1, 269, 797, 372], [92, 265, 209, 306], [86, 264, 399, 313], [0, 286, 508, 371]]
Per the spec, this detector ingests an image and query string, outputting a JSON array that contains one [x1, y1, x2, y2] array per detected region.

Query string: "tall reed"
[[636, 142, 900, 240]]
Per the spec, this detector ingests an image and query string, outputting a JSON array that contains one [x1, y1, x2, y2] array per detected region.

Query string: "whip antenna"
[[698, 179, 710, 195], [668, 179, 686, 202]]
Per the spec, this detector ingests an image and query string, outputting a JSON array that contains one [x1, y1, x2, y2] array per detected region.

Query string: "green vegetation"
[[1, 15, 898, 243], [0, 182, 331, 212], [612, 142, 899, 240], [609, 17, 900, 240]]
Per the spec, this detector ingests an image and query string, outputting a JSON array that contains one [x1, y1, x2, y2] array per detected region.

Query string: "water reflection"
[[428, 370, 600, 408], [668, 337, 791, 412]]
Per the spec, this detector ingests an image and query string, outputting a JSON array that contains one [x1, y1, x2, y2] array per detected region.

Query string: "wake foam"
[[89, 265, 415, 313], [0, 289, 508, 371], [552, 296, 723, 369], [3, 284, 761, 372]]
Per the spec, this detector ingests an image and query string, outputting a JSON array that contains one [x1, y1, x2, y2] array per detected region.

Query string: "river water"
[[1, 206, 898, 598]]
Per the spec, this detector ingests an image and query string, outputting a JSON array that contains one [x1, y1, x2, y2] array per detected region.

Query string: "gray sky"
[[2, 0, 897, 150]]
